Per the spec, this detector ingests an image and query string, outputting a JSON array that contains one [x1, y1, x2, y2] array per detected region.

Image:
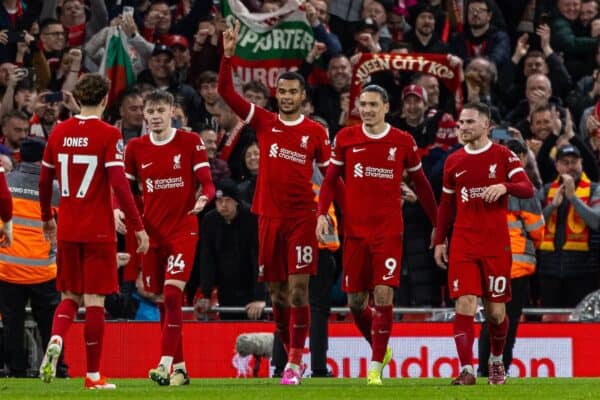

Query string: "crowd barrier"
[[62, 321, 600, 378]]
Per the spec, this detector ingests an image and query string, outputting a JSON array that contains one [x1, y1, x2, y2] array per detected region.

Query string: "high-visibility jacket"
[[507, 195, 545, 279], [0, 163, 59, 284]]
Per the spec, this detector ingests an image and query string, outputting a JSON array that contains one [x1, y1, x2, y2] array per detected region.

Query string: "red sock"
[[289, 305, 309, 365], [488, 317, 509, 357], [158, 302, 165, 328], [453, 313, 474, 367], [84, 306, 105, 373], [162, 285, 183, 357], [351, 306, 373, 345], [51, 298, 78, 338], [371, 305, 392, 362], [272, 304, 290, 351], [174, 332, 184, 364]]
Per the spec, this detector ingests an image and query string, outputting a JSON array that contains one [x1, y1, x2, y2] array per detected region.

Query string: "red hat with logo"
[[165, 35, 189, 50], [402, 84, 427, 102]]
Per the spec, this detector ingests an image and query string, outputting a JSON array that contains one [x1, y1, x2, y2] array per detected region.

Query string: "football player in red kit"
[[433, 102, 534, 385]]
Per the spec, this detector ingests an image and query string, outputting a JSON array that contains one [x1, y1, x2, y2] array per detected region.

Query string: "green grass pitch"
[[1, 378, 599, 400]]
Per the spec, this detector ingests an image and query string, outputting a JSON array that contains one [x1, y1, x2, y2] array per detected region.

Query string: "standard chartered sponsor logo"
[[268, 142, 307, 164], [146, 176, 185, 192], [353, 163, 394, 179], [461, 186, 488, 202]]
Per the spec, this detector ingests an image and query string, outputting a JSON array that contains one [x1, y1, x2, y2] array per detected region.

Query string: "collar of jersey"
[[75, 115, 99, 120], [150, 127, 177, 146], [362, 123, 390, 139], [277, 114, 304, 126], [464, 139, 492, 155]]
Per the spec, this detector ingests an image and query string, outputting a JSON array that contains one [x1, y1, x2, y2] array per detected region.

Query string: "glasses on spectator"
[[468, 7, 489, 15]]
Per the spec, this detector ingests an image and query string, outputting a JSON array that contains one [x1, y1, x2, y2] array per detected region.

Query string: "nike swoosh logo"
[[491, 293, 504, 298], [272, 128, 283, 132], [353, 148, 366, 153], [382, 275, 394, 281], [377, 330, 390, 334], [455, 170, 467, 177], [296, 264, 310, 269], [141, 162, 153, 169]]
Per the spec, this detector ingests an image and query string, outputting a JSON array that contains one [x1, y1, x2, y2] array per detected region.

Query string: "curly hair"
[[73, 73, 110, 106]]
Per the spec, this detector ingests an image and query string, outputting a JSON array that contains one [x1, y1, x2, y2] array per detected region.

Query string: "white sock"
[[284, 362, 300, 372], [489, 354, 503, 363], [86, 372, 100, 381], [49, 335, 63, 347], [173, 362, 186, 372], [369, 361, 383, 373], [159, 356, 174, 371], [461, 365, 474, 374]]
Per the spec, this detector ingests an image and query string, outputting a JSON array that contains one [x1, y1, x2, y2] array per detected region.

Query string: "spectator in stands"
[[404, 2, 448, 54], [551, 0, 598, 80], [190, 17, 221, 76], [499, 25, 572, 110], [36, 19, 67, 82], [137, 44, 202, 126], [139, 0, 211, 44], [580, 0, 599, 29], [347, 17, 387, 56], [242, 80, 271, 109], [40, 0, 107, 48], [29, 90, 80, 139], [237, 141, 259, 208], [478, 139, 545, 377], [362, 0, 393, 50], [114, 88, 145, 144], [304, 0, 342, 57], [210, 98, 256, 181], [389, 84, 435, 149], [450, 0, 511, 70], [200, 126, 231, 185], [1, 67, 36, 118], [0, 138, 66, 378], [195, 71, 220, 131], [197, 178, 264, 321], [537, 145, 600, 307], [0, 110, 29, 165], [165, 35, 191, 85]]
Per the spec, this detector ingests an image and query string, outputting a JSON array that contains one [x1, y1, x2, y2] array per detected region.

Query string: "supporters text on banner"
[[222, 0, 314, 93], [349, 53, 463, 125]]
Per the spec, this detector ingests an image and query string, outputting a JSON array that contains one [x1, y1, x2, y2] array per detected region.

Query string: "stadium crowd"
[[0, 0, 598, 385]]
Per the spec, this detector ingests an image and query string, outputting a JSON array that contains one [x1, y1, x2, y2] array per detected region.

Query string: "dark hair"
[[196, 70, 218, 87], [1, 110, 29, 127], [242, 80, 270, 98], [462, 102, 491, 120], [361, 84, 389, 103], [525, 50, 545, 61], [530, 104, 554, 119], [73, 73, 110, 106], [277, 71, 306, 90], [39, 18, 63, 33], [505, 139, 528, 155], [144, 90, 175, 107], [466, 0, 490, 10], [117, 86, 142, 107]]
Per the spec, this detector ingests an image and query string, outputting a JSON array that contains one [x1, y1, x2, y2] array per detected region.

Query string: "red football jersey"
[[331, 123, 422, 238], [125, 128, 209, 244], [442, 141, 525, 251], [42, 116, 124, 242], [245, 105, 330, 218]]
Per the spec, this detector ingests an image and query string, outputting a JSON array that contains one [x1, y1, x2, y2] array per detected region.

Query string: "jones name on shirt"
[[63, 137, 88, 147]]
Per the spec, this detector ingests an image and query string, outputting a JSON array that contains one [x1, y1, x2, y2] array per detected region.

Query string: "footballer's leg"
[[345, 238, 374, 345]]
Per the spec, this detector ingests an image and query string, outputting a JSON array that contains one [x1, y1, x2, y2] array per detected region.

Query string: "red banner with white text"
[[64, 322, 600, 378]]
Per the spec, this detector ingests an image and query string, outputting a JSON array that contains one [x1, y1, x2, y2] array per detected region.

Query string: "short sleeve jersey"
[[125, 128, 209, 243], [244, 104, 331, 218], [331, 123, 422, 238], [442, 141, 525, 251], [42, 116, 124, 242]]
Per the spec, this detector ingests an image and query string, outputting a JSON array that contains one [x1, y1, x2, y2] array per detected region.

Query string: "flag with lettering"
[[99, 27, 136, 106], [222, 0, 314, 93]]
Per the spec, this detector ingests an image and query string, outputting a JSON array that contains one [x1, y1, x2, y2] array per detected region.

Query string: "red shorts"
[[56, 241, 118, 295], [342, 235, 403, 293], [258, 216, 317, 282], [448, 241, 512, 302], [142, 238, 197, 294]]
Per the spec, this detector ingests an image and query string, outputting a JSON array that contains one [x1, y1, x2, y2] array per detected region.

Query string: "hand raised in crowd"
[[306, 41, 327, 63], [512, 33, 529, 63], [482, 183, 508, 203], [434, 243, 448, 269], [68, 48, 83, 71], [42, 219, 57, 245], [358, 32, 379, 53], [0, 29, 8, 45], [552, 184, 565, 207], [134, 229, 149, 254], [62, 91, 80, 114], [536, 24, 552, 55], [561, 173, 576, 200], [549, 106, 563, 136], [586, 113, 600, 135], [121, 13, 138, 37], [245, 301, 265, 320], [222, 19, 240, 58], [304, 2, 319, 27], [0, 220, 12, 247]]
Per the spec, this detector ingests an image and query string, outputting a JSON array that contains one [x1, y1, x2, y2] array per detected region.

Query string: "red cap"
[[165, 35, 189, 50], [402, 84, 427, 102]]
